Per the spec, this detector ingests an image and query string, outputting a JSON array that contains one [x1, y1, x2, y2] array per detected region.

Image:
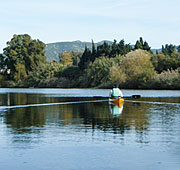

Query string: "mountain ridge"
[[45, 40, 160, 62], [45, 40, 113, 61]]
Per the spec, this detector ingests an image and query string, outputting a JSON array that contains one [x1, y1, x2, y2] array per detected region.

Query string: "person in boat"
[[110, 84, 123, 99]]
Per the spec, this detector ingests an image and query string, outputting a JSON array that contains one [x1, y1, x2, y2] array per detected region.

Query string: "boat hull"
[[109, 97, 124, 106]]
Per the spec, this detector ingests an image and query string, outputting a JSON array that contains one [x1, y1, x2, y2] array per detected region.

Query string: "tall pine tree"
[[78, 45, 92, 70]]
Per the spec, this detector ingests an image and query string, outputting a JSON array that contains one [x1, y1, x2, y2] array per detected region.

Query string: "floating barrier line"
[[1, 99, 179, 110], [0, 99, 108, 110], [125, 100, 180, 106]]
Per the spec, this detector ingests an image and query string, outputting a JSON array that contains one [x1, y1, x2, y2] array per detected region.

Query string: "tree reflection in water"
[[1, 93, 152, 145]]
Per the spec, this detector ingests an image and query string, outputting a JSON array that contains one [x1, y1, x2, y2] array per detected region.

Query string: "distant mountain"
[[45, 40, 112, 62], [45, 40, 165, 62]]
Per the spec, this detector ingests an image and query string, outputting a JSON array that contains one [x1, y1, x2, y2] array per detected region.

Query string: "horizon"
[[1, 0, 180, 53]]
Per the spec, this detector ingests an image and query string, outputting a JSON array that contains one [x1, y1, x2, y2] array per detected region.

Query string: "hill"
[[45, 40, 112, 61], [45, 40, 164, 62]]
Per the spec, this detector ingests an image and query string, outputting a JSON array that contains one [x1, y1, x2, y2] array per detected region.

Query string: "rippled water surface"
[[0, 88, 180, 170]]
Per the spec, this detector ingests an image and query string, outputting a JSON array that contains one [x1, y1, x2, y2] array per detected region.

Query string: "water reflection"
[[0, 92, 180, 148], [109, 102, 124, 117]]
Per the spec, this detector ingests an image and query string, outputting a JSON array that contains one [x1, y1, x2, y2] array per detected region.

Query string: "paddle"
[[123, 95, 141, 99], [93, 95, 141, 99]]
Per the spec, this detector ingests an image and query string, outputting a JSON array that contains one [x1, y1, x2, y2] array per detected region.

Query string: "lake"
[[0, 88, 180, 170]]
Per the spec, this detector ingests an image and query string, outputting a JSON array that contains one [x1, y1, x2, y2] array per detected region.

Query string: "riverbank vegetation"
[[0, 34, 180, 89]]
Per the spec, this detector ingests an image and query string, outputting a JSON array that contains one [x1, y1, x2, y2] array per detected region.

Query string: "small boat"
[[109, 97, 124, 106]]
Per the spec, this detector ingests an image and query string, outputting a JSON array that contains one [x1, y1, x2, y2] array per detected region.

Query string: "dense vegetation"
[[0, 34, 180, 89]]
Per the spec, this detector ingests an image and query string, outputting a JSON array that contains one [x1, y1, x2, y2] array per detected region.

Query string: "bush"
[[151, 68, 180, 89], [120, 49, 156, 88], [80, 56, 115, 87]]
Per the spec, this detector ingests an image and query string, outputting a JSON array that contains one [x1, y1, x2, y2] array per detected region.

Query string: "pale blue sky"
[[0, 0, 180, 52]]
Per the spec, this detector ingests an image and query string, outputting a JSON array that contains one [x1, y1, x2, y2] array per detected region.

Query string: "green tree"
[[78, 46, 92, 70], [162, 44, 176, 56], [24, 61, 62, 87], [59, 51, 73, 66], [96, 41, 111, 57], [152, 44, 180, 73], [134, 40, 143, 50], [0, 54, 6, 69], [81, 56, 115, 87], [118, 39, 132, 55], [143, 41, 151, 51], [91, 40, 97, 62], [3, 34, 46, 81], [151, 68, 180, 89], [70, 51, 83, 66], [134, 37, 151, 52], [111, 40, 118, 57], [121, 49, 156, 88], [14, 63, 27, 82], [177, 45, 180, 52]]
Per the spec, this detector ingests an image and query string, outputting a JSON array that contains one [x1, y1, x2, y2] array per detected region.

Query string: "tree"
[[118, 39, 132, 55], [121, 49, 156, 88], [91, 40, 96, 62], [143, 41, 151, 51], [162, 44, 176, 56], [3, 34, 46, 81], [134, 37, 151, 52], [81, 56, 114, 87], [153, 44, 180, 73], [0, 54, 6, 69], [96, 41, 111, 57], [177, 45, 180, 52], [134, 40, 143, 50], [59, 51, 73, 66], [111, 40, 118, 57], [70, 51, 82, 66], [14, 63, 27, 82], [78, 46, 92, 70]]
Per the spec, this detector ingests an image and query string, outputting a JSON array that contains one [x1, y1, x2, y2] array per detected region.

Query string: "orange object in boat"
[[109, 97, 124, 106]]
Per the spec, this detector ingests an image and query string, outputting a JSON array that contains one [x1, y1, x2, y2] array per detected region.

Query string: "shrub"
[[151, 68, 180, 89]]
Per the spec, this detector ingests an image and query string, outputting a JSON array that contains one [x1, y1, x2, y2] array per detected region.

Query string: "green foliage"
[[3, 34, 46, 81], [110, 66, 127, 85], [1, 35, 180, 89], [96, 42, 111, 57], [118, 40, 132, 55], [134, 37, 151, 52], [151, 68, 180, 89], [0, 74, 4, 87], [14, 63, 27, 82], [177, 45, 180, 52], [80, 57, 115, 87], [91, 40, 96, 62], [58, 65, 80, 79], [22, 62, 63, 87], [120, 49, 156, 88], [135, 40, 143, 50], [151, 48, 180, 73], [162, 44, 176, 56], [78, 46, 92, 70], [70, 51, 83, 66], [59, 51, 73, 66], [0, 54, 7, 69]]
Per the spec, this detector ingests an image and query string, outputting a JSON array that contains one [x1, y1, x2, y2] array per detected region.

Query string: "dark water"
[[0, 88, 180, 170]]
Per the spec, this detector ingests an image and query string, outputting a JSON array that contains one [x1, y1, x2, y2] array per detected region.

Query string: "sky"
[[0, 0, 180, 52]]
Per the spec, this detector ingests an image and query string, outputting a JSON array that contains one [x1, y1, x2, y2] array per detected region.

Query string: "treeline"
[[0, 34, 180, 89]]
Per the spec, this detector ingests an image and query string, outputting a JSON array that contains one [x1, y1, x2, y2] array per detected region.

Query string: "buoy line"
[[0, 99, 108, 110], [125, 100, 180, 106]]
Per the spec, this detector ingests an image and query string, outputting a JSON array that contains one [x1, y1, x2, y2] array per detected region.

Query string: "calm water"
[[0, 88, 180, 170]]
